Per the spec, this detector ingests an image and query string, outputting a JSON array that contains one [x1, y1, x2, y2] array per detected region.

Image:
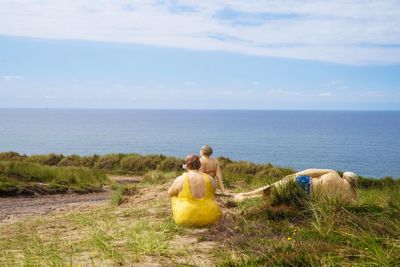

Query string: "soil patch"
[[0, 191, 113, 223], [108, 174, 142, 184]]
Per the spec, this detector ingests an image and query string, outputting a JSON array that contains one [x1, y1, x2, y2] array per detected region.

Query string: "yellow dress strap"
[[178, 173, 193, 200]]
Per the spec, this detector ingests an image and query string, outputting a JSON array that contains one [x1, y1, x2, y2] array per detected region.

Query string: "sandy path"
[[0, 175, 141, 223], [108, 175, 142, 184], [0, 177, 223, 265], [0, 192, 113, 223]]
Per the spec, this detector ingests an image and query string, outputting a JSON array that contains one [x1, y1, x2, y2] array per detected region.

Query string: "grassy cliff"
[[1, 151, 399, 265], [0, 151, 398, 193], [0, 161, 108, 196]]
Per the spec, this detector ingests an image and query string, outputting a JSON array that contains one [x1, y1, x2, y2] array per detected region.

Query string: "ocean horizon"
[[1, 108, 399, 178]]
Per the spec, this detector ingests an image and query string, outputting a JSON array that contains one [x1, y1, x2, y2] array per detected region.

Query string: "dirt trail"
[[0, 175, 141, 223], [0, 175, 224, 266], [109, 175, 142, 184], [0, 192, 112, 223]]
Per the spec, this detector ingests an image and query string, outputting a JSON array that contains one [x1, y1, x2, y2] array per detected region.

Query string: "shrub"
[[360, 176, 400, 189], [2, 161, 54, 182], [0, 151, 26, 161], [216, 156, 233, 168], [58, 155, 99, 168], [0, 161, 107, 194], [25, 153, 64, 166], [270, 178, 308, 208], [142, 171, 175, 184], [253, 168, 287, 184], [80, 155, 99, 167], [224, 161, 264, 175], [58, 155, 83, 167], [94, 154, 121, 170], [388, 185, 400, 211], [120, 154, 164, 174], [111, 184, 138, 206], [157, 157, 183, 172]]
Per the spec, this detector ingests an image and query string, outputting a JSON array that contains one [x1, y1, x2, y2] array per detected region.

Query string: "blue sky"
[[0, 1, 399, 110]]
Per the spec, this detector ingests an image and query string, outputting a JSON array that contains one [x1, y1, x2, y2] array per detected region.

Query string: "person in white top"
[[199, 145, 226, 194]]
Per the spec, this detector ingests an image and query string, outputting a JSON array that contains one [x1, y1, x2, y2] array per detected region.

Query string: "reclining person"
[[168, 155, 222, 227], [234, 169, 359, 202], [199, 145, 226, 194]]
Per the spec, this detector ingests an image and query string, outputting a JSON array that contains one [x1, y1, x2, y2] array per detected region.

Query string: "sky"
[[0, 0, 399, 110]]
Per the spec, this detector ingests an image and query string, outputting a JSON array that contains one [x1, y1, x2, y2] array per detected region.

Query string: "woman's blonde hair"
[[201, 145, 213, 156], [343, 171, 359, 188]]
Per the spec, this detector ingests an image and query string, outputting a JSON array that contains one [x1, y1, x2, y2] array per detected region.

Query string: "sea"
[[0, 109, 399, 178]]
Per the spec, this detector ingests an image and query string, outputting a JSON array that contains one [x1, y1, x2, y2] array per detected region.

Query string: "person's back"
[[199, 145, 226, 194], [169, 170, 215, 199], [168, 155, 221, 227], [200, 156, 218, 178]]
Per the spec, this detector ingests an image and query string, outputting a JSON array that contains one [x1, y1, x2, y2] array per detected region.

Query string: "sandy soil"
[[109, 175, 142, 184], [0, 175, 141, 223], [0, 175, 227, 266], [0, 192, 113, 223]]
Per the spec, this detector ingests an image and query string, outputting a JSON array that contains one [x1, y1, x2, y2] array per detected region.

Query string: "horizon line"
[[1, 107, 399, 112]]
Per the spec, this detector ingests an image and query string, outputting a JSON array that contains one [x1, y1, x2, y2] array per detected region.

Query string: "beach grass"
[[204, 183, 400, 266], [2, 151, 399, 190], [0, 181, 194, 266], [0, 161, 108, 196], [1, 151, 400, 266]]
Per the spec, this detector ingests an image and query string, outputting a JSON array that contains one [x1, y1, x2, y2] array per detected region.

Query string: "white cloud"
[[363, 90, 385, 97], [0, 1, 399, 64], [323, 80, 348, 90], [2, 75, 24, 81], [266, 89, 300, 96], [244, 89, 254, 95], [318, 92, 332, 97], [219, 90, 232, 96], [166, 88, 204, 96], [184, 81, 197, 86]]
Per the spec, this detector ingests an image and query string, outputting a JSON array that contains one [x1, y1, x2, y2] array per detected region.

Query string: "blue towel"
[[296, 175, 311, 194]]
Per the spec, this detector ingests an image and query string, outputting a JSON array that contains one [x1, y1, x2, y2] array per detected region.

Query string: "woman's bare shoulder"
[[173, 174, 185, 184]]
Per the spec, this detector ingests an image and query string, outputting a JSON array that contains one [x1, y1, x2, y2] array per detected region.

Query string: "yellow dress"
[[171, 173, 222, 227]]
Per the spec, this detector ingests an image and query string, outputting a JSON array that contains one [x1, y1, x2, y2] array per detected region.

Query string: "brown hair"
[[185, 154, 201, 170]]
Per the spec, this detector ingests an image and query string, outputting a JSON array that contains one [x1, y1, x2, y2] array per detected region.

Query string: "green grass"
[[1, 151, 400, 266], [142, 170, 178, 185], [0, 151, 298, 190], [110, 184, 138, 206], [204, 182, 400, 267], [0, 161, 108, 195], [0, 189, 188, 266]]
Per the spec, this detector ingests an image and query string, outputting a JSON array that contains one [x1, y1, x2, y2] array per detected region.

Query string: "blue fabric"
[[296, 175, 312, 194]]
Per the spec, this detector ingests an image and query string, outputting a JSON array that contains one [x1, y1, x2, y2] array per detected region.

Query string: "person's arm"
[[168, 176, 183, 197], [296, 169, 336, 178], [209, 176, 217, 193], [215, 160, 226, 193]]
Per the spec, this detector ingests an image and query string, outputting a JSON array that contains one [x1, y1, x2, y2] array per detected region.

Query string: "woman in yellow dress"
[[168, 155, 222, 227]]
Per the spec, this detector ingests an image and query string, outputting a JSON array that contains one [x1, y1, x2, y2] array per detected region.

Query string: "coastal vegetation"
[[204, 183, 400, 266], [1, 151, 399, 266], [0, 160, 107, 196], [0, 151, 398, 192]]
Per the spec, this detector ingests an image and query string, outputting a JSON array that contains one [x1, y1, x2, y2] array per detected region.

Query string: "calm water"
[[0, 109, 399, 178]]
